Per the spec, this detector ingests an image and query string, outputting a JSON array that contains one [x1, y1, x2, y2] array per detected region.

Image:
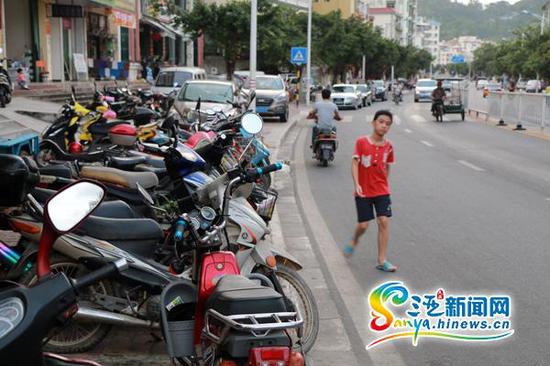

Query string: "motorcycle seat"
[[205, 275, 286, 316], [77, 216, 163, 241], [134, 163, 167, 177], [80, 165, 159, 189], [109, 155, 147, 170], [31, 187, 139, 219], [88, 120, 130, 137], [38, 163, 74, 179]]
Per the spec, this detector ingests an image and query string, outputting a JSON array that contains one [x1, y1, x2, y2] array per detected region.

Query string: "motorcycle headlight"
[[0, 297, 24, 339]]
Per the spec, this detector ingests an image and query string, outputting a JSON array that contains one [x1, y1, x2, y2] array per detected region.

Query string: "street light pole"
[[306, 0, 312, 106], [250, 0, 257, 111]]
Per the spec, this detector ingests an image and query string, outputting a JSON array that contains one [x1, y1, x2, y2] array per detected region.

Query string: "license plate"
[[256, 106, 269, 113]]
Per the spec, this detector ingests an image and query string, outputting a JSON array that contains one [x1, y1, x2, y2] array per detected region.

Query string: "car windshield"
[[155, 71, 193, 87], [417, 80, 437, 87], [254, 77, 284, 90], [178, 83, 233, 103], [357, 85, 368, 92], [527, 80, 538, 86], [333, 86, 355, 93]]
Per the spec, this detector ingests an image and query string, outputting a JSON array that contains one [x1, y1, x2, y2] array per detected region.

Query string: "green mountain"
[[417, 0, 548, 40]]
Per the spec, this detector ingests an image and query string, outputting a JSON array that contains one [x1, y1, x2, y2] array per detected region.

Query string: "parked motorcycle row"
[[0, 82, 316, 366]]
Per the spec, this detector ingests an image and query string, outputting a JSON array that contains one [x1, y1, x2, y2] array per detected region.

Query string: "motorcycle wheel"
[[21, 254, 113, 353], [269, 263, 320, 353], [322, 159, 328, 167]]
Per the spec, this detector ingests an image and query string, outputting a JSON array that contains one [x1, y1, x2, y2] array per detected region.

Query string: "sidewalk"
[[0, 96, 60, 134]]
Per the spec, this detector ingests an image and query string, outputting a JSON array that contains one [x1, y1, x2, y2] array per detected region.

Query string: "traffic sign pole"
[[306, 0, 312, 106]]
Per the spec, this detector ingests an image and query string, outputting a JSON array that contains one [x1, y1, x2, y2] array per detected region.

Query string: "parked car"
[[331, 84, 362, 109], [476, 78, 488, 90], [485, 82, 502, 92], [516, 79, 527, 91], [252, 75, 290, 122], [151, 67, 207, 95], [233, 70, 266, 89], [372, 80, 387, 101], [525, 79, 542, 93], [414, 79, 437, 102], [356, 84, 373, 107], [172, 80, 240, 124]]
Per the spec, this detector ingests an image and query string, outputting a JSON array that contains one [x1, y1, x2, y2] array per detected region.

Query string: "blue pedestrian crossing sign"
[[450, 54, 465, 64], [291, 47, 308, 65]]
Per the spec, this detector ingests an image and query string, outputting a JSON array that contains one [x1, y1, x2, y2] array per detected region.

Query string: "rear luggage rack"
[[203, 309, 303, 343]]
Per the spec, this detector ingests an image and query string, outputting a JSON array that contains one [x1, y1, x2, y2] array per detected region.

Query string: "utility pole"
[[362, 55, 366, 82], [306, 0, 312, 106], [250, 0, 257, 110]]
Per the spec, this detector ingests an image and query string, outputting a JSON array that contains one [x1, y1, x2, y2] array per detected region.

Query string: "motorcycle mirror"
[[172, 124, 178, 148], [241, 112, 263, 136], [136, 182, 154, 206], [45, 180, 105, 233]]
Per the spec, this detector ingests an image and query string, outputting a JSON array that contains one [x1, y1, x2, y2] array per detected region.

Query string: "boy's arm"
[[351, 157, 363, 196]]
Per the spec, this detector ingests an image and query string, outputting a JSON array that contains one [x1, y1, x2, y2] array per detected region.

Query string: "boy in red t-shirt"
[[343, 110, 397, 272]]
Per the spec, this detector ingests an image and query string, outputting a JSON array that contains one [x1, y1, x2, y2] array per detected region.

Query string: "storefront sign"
[[92, 0, 136, 13], [112, 10, 136, 29], [50, 4, 83, 18], [73, 54, 88, 74]]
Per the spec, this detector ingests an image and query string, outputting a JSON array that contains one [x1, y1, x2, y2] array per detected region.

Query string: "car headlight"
[[273, 93, 288, 103]]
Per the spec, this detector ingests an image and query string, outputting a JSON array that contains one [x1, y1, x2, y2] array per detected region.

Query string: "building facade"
[[0, 0, 194, 83], [414, 16, 439, 64], [366, 0, 416, 45], [313, 0, 357, 18], [368, 7, 401, 42], [437, 36, 484, 65]]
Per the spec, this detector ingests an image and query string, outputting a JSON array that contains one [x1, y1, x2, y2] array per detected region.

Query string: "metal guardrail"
[[465, 86, 550, 131]]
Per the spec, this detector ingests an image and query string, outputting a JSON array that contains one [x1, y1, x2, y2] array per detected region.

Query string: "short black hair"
[[373, 109, 393, 122], [321, 89, 331, 99], [16, 68, 22, 73]]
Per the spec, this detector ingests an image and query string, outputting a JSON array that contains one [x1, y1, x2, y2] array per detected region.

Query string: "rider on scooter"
[[431, 80, 446, 115], [309, 88, 342, 148]]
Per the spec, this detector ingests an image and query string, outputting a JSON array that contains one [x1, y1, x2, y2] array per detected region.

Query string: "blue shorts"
[[355, 195, 392, 223]]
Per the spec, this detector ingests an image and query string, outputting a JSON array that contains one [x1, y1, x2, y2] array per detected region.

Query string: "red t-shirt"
[[353, 136, 394, 198]]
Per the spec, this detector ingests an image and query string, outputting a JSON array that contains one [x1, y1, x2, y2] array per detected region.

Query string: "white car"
[[414, 79, 437, 102], [331, 84, 361, 109]]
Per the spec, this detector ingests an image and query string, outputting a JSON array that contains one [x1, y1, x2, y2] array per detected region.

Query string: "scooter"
[[312, 129, 338, 167], [0, 178, 129, 365]]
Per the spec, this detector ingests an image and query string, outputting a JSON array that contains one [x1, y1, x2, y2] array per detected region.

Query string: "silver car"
[[356, 84, 373, 107], [171, 80, 240, 124], [252, 75, 290, 122]]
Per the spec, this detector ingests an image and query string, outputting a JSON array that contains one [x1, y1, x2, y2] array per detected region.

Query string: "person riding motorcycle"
[[431, 80, 446, 115], [392, 82, 403, 102], [308, 88, 342, 148]]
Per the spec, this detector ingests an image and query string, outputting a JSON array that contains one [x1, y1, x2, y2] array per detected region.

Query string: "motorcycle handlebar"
[[244, 162, 284, 182], [72, 259, 128, 291]]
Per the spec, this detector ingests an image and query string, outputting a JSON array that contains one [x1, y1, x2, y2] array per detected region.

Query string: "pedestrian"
[[343, 110, 397, 272], [16, 68, 30, 90]]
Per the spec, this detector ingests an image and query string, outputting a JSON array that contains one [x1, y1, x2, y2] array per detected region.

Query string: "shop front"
[[86, 0, 139, 80]]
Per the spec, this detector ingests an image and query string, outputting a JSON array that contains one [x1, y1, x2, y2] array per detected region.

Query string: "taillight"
[[248, 347, 289, 366]]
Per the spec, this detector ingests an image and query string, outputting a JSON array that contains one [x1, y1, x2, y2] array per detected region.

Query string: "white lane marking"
[[404, 128, 413, 133], [411, 114, 425, 123], [458, 160, 485, 172], [420, 140, 434, 147]]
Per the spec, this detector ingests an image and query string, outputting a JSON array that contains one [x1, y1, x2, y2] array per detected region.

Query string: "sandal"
[[343, 245, 355, 257], [376, 261, 397, 272]]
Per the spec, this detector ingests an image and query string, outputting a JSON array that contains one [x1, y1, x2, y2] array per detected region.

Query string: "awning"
[[141, 16, 176, 39], [163, 22, 191, 41]]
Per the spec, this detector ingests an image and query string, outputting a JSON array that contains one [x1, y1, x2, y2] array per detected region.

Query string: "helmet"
[[68, 142, 83, 154]]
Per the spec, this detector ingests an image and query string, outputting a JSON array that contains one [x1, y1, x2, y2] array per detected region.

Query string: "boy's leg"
[[344, 197, 374, 257], [376, 216, 390, 265]]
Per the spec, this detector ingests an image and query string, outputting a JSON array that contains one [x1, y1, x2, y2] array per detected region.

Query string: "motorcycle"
[[312, 129, 337, 167], [0, 177, 129, 365], [433, 99, 444, 122], [0, 72, 12, 108]]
